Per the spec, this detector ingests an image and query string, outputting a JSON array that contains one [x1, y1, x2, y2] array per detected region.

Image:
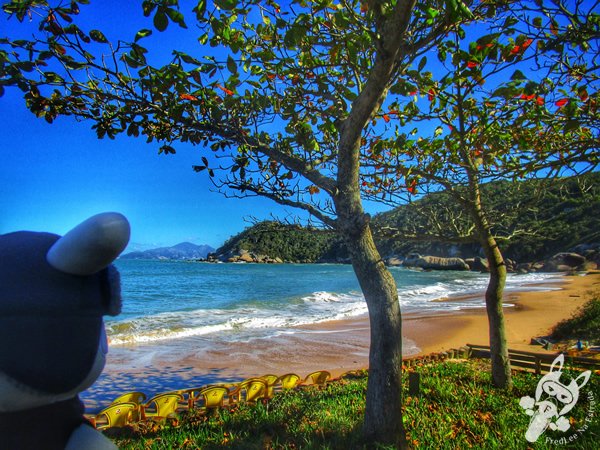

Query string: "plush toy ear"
[[573, 370, 591, 390], [549, 354, 564, 373], [47, 212, 130, 275]]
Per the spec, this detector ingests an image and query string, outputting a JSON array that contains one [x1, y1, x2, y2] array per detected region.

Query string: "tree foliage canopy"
[[2, 0, 596, 222], [1, 0, 499, 226], [356, 0, 599, 206]]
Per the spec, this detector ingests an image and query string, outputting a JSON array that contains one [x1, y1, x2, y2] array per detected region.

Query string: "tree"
[[0, 0, 490, 445], [358, 0, 598, 388]]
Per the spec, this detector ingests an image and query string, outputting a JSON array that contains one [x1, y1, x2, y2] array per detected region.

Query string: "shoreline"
[[81, 272, 599, 412], [405, 273, 596, 356]]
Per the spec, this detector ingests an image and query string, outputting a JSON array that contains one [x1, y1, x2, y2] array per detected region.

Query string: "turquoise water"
[[107, 260, 560, 346], [78, 260, 562, 412]]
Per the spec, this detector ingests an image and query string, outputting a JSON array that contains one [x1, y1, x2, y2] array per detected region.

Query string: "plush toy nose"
[[46, 212, 130, 275]]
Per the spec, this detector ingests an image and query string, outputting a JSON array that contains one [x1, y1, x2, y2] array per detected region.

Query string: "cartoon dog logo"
[[519, 354, 591, 442]]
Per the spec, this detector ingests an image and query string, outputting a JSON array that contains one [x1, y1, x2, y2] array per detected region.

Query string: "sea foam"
[[105, 261, 561, 346]]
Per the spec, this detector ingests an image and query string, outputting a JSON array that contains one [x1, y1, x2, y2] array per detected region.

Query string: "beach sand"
[[81, 272, 600, 412]]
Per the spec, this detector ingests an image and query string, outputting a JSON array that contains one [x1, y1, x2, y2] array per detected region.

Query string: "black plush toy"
[[0, 212, 130, 450]]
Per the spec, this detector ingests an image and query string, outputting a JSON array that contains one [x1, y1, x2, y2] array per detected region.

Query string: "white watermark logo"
[[519, 354, 593, 443]]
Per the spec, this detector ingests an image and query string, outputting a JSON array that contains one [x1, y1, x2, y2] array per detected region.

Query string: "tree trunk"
[[456, 73, 512, 389], [329, 4, 418, 444], [480, 231, 512, 389], [345, 221, 407, 448], [335, 133, 406, 446], [472, 200, 512, 389]]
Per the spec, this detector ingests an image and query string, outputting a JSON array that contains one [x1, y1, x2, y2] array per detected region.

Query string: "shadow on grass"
[[108, 360, 600, 449], [82, 366, 246, 413]]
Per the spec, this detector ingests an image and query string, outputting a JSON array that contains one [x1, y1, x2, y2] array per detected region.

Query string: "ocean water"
[[107, 260, 562, 347], [78, 260, 564, 412]]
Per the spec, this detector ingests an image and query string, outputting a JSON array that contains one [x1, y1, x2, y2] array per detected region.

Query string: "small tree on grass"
[[0, 0, 493, 445], [359, 0, 598, 389]]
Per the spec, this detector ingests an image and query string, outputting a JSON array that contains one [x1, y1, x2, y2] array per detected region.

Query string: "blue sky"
[[0, 84, 292, 250], [0, 1, 394, 250], [0, 2, 290, 250]]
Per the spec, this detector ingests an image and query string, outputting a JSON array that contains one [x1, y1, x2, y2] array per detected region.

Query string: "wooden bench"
[[466, 343, 600, 374]]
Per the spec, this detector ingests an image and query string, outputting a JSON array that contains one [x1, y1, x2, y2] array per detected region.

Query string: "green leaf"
[[492, 86, 515, 99], [142, 0, 156, 17], [564, 119, 580, 132], [89, 29, 108, 43], [284, 25, 306, 48], [134, 29, 153, 42], [227, 55, 238, 74], [418, 56, 427, 72], [511, 69, 526, 81], [426, 7, 440, 22], [44, 72, 65, 83], [342, 87, 357, 101], [502, 16, 518, 28], [38, 51, 54, 61], [437, 48, 447, 63], [154, 9, 169, 32], [198, 33, 209, 45], [122, 53, 140, 68], [131, 44, 148, 64], [166, 8, 187, 29], [56, 9, 74, 23], [178, 53, 201, 65], [70, 1, 80, 15], [159, 144, 176, 155], [127, 122, 140, 137], [215, 0, 237, 11], [16, 61, 35, 72], [193, 0, 207, 20]]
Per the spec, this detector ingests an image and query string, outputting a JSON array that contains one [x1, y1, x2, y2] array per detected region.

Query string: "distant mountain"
[[121, 242, 215, 260]]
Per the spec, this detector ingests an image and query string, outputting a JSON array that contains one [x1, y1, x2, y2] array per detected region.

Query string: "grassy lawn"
[[108, 359, 599, 449]]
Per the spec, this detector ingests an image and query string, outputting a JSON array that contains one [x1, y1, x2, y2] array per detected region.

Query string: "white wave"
[[107, 270, 561, 346], [302, 290, 363, 304], [504, 272, 563, 290], [108, 322, 234, 345]]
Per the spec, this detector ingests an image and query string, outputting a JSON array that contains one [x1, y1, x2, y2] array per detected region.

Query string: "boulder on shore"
[[505, 258, 518, 273], [466, 257, 489, 273], [403, 254, 470, 271], [542, 252, 587, 272], [386, 257, 404, 267], [226, 249, 284, 264]]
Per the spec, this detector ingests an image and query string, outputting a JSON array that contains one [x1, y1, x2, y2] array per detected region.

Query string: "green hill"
[[214, 221, 346, 263], [374, 172, 600, 262], [214, 172, 600, 264]]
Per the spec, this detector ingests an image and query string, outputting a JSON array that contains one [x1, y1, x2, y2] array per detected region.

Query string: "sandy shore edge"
[[81, 272, 599, 412], [407, 272, 598, 356]]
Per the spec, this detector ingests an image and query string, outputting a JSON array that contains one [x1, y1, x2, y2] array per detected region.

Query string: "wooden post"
[[408, 372, 420, 397]]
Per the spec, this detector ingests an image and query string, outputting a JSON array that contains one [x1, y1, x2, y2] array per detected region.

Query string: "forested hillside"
[[215, 221, 345, 263], [374, 172, 600, 261], [214, 173, 600, 264]]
